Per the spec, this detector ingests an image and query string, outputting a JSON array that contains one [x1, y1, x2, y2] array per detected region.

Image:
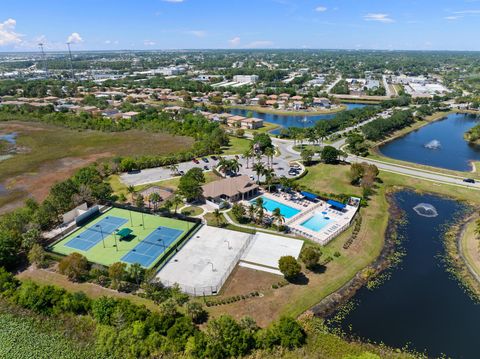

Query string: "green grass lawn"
[[181, 206, 204, 216], [220, 136, 252, 155], [50, 207, 192, 269], [298, 163, 361, 196]]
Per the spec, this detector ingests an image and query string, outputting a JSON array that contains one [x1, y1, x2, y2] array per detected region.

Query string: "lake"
[[334, 190, 480, 358], [229, 103, 369, 134], [379, 113, 480, 172]]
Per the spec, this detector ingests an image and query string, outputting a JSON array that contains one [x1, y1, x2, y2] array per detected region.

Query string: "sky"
[[1, 0, 480, 52]]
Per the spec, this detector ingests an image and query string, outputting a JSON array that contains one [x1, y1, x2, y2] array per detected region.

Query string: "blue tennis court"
[[121, 226, 184, 267], [65, 216, 128, 251]]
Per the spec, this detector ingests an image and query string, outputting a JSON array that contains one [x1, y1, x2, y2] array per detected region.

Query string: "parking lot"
[[120, 153, 302, 187]]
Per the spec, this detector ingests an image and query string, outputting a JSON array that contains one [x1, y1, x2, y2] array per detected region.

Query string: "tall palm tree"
[[149, 192, 161, 211], [264, 147, 275, 169], [253, 162, 265, 184], [127, 185, 136, 203], [229, 159, 242, 175], [263, 168, 275, 192], [248, 204, 256, 222], [243, 149, 253, 169], [172, 194, 183, 214], [256, 207, 265, 225], [217, 157, 230, 175], [272, 207, 285, 228]]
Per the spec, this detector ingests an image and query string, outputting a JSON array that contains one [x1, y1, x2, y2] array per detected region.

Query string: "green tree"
[[185, 301, 208, 324], [321, 146, 339, 164], [213, 209, 223, 226], [148, 192, 162, 211], [301, 148, 315, 166], [58, 253, 89, 282], [135, 194, 145, 208], [278, 256, 301, 280], [108, 262, 127, 289], [253, 162, 265, 184], [126, 263, 145, 286], [272, 207, 285, 228], [300, 246, 321, 270], [27, 243, 48, 268]]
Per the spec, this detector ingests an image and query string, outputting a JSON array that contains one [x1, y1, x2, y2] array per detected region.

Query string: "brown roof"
[[202, 175, 259, 198]]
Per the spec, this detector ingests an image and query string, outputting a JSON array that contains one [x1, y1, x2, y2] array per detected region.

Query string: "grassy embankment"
[[0, 121, 193, 212], [369, 111, 480, 178]]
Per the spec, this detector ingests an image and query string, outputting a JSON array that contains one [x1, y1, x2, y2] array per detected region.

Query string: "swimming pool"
[[251, 196, 301, 219], [301, 213, 332, 232]]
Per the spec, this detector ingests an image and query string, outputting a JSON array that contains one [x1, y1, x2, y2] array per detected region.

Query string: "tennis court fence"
[[161, 233, 256, 296]]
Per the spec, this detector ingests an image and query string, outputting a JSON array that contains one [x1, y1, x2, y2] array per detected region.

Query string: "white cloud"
[[0, 18, 22, 46], [67, 32, 83, 44], [315, 6, 327, 12], [228, 36, 241, 46], [363, 13, 395, 23], [246, 40, 274, 48], [144, 40, 156, 46], [188, 30, 206, 38], [445, 15, 462, 20], [454, 9, 480, 14], [104, 40, 119, 45]]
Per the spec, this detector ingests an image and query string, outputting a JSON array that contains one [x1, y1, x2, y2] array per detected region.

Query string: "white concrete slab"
[[241, 232, 304, 270], [156, 226, 252, 295], [239, 261, 283, 276]]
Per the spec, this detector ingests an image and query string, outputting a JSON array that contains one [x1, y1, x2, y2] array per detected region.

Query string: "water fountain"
[[413, 203, 439, 217], [424, 139, 441, 150]]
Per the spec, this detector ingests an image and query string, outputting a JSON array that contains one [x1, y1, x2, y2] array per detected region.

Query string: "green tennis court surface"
[[51, 207, 192, 269]]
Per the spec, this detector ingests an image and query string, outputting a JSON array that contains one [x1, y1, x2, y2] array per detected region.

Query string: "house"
[[101, 109, 120, 118], [202, 175, 259, 207], [241, 117, 263, 129], [227, 115, 245, 127], [122, 111, 139, 120], [312, 97, 331, 108], [233, 75, 259, 84]]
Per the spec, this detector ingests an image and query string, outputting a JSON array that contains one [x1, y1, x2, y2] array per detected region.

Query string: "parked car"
[[463, 178, 475, 184], [210, 155, 218, 160], [203, 165, 209, 170], [202, 157, 209, 163]]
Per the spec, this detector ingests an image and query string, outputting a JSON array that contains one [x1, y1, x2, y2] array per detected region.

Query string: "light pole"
[[96, 224, 105, 248]]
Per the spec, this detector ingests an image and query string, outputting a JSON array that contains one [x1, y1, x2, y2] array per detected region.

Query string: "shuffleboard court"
[[65, 216, 128, 251], [121, 226, 183, 267]]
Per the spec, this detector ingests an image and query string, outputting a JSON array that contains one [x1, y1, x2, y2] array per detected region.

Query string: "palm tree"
[[213, 209, 222, 226], [149, 192, 161, 211], [168, 163, 179, 176], [264, 147, 275, 169], [248, 204, 256, 222], [229, 159, 242, 175], [253, 162, 265, 184], [272, 207, 285, 228], [127, 185, 136, 203], [243, 149, 253, 169], [217, 157, 230, 175], [263, 168, 275, 192], [317, 128, 327, 147], [172, 194, 183, 214], [256, 207, 265, 225]]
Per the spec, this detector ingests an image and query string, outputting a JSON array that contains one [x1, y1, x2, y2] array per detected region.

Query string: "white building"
[[233, 75, 259, 84]]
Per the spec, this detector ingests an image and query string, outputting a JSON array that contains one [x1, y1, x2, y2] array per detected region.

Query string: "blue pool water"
[[301, 213, 332, 232], [252, 196, 301, 219]]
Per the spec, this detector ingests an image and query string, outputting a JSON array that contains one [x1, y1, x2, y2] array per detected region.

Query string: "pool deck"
[[247, 192, 358, 245]]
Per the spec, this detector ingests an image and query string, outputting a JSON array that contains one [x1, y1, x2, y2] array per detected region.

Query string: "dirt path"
[[459, 214, 480, 282]]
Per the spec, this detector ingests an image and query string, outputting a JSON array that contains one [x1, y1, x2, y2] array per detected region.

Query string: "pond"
[[229, 103, 370, 134], [379, 113, 480, 172], [0, 132, 17, 144], [333, 190, 479, 358]]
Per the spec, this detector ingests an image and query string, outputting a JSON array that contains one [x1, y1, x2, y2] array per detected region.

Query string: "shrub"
[[58, 253, 89, 282], [27, 243, 49, 268], [300, 246, 321, 270], [278, 256, 301, 280]]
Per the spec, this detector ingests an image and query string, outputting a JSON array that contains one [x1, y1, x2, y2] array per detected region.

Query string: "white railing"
[[161, 233, 256, 296]]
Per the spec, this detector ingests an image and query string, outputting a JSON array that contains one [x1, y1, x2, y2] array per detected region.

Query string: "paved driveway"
[[120, 154, 300, 187]]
